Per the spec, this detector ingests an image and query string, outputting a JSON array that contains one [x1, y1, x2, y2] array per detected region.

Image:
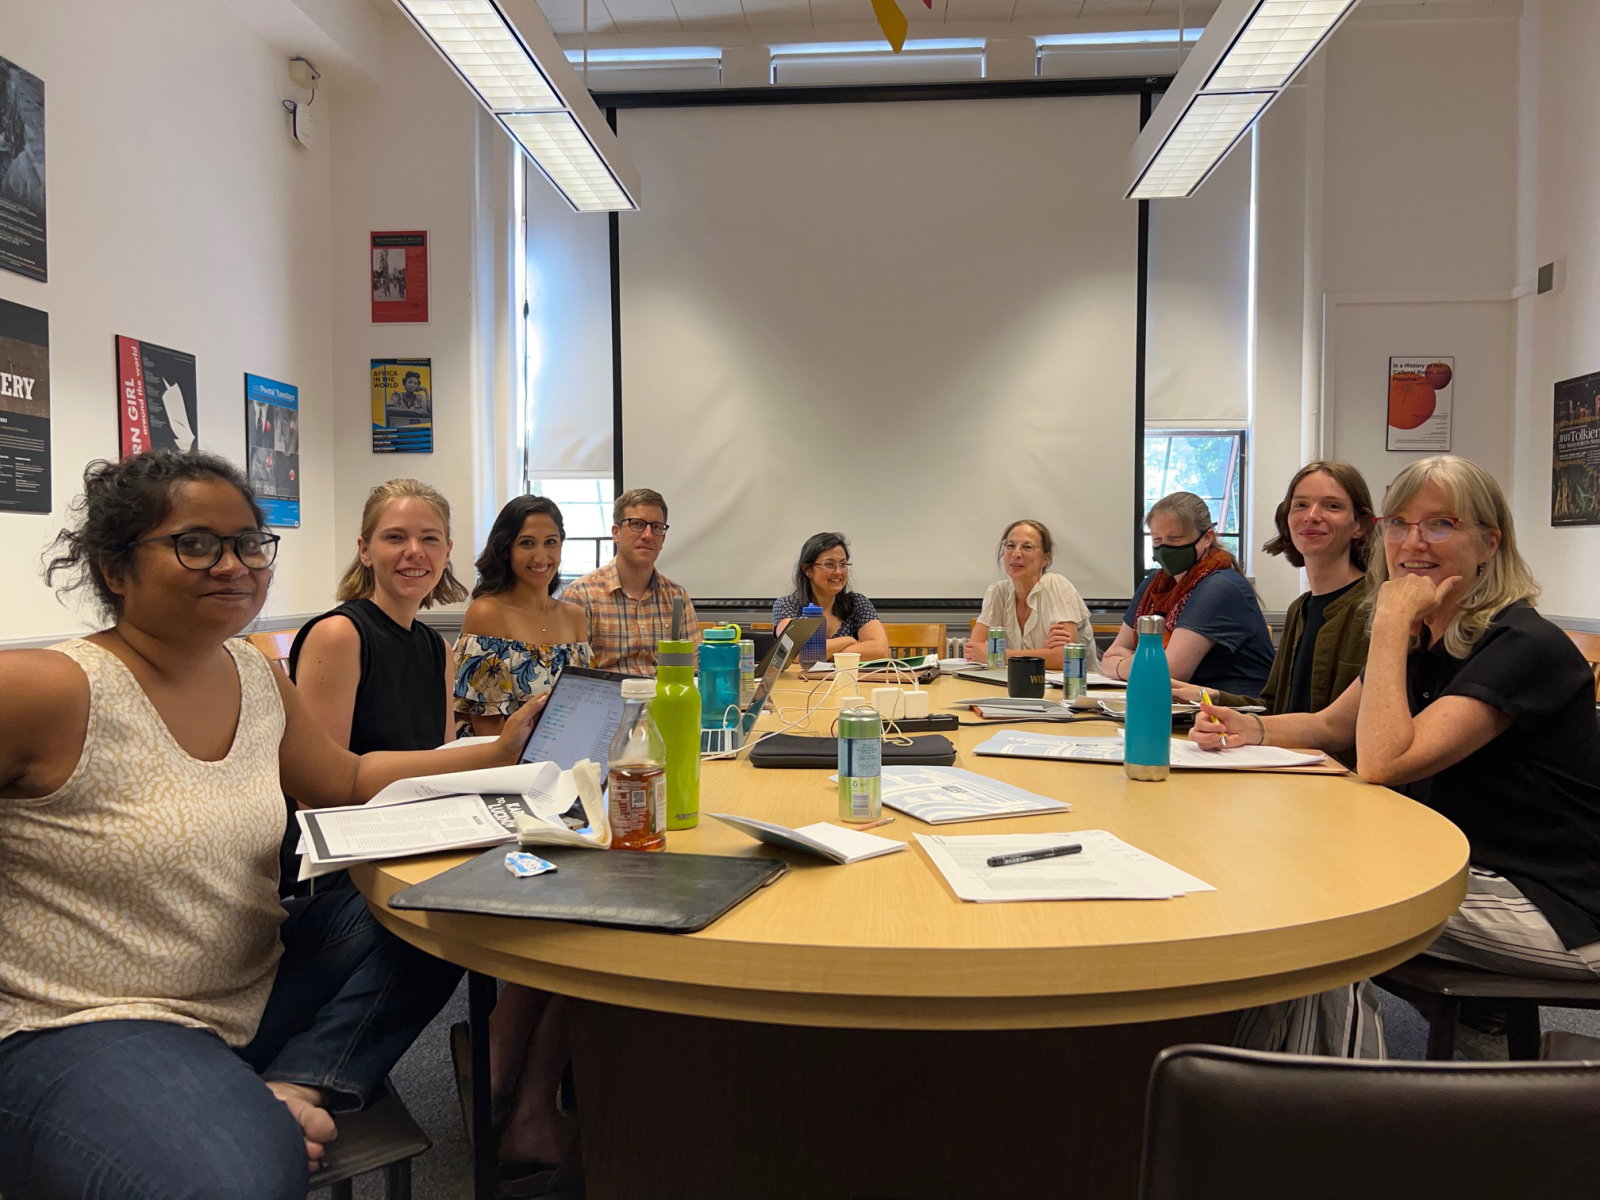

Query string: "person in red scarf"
[[1100, 491, 1274, 696]]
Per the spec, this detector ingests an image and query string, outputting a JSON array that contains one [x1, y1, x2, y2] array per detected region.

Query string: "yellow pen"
[[1200, 690, 1227, 748]]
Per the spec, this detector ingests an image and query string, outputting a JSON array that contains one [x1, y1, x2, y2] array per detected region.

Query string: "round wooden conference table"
[[354, 671, 1469, 1200]]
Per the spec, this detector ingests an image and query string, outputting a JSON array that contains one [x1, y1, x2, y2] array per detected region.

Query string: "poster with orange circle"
[[1387, 356, 1453, 451]]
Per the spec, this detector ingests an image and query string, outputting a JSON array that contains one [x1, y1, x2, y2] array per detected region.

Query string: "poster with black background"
[[0, 55, 46, 282], [0, 297, 48, 511], [1553, 370, 1600, 527], [117, 335, 197, 458]]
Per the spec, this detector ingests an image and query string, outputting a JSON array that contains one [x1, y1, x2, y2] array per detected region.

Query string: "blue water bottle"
[[698, 624, 742, 730], [796, 603, 827, 668], [1124, 613, 1171, 782]]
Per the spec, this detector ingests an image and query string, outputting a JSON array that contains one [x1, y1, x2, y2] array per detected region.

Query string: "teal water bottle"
[[699, 624, 741, 730], [654, 639, 702, 828], [1124, 614, 1171, 782], [797, 603, 827, 668]]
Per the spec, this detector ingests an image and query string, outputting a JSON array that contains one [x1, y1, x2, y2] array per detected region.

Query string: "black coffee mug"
[[1007, 655, 1046, 699]]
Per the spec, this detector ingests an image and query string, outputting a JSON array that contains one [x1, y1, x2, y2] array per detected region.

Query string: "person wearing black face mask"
[[1100, 491, 1274, 696]]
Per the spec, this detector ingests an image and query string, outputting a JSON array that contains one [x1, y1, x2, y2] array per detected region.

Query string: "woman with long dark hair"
[[0, 451, 539, 1195], [772, 532, 890, 662], [453, 495, 591, 737]]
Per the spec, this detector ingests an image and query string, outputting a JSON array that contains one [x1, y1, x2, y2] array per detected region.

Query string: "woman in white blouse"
[[967, 519, 1100, 671]]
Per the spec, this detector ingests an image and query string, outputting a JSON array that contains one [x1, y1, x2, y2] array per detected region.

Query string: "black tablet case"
[[386, 846, 787, 933], [748, 733, 957, 768]]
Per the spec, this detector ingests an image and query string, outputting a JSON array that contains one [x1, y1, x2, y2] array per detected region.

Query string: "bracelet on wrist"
[[1251, 713, 1266, 745]]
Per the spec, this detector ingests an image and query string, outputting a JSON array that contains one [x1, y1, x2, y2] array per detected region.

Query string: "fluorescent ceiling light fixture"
[[398, 1, 558, 110], [1125, 0, 1361, 199], [1036, 28, 1207, 47], [394, 0, 640, 212], [499, 112, 634, 212], [770, 37, 985, 56], [562, 46, 721, 63], [1205, 0, 1356, 91], [1128, 92, 1270, 198]]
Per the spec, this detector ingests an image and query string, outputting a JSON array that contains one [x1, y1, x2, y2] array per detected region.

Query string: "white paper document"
[[710, 813, 906, 864], [973, 730, 1325, 770], [296, 760, 599, 878], [866, 765, 1071, 823], [915, 829, 1215, 903]]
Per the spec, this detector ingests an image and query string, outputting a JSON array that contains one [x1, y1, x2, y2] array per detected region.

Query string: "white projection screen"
[[614, 95, 1140, 600]]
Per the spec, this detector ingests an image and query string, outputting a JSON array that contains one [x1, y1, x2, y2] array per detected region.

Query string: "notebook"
[[386, 844, 788, 933], [710, 813, 906, 864]]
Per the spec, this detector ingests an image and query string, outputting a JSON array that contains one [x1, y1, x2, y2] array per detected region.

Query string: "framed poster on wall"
[[370, 231, 429, 324], [0, 55, 46, 282], [370, 358, 432, 453], [1386, 357, 1453, 452], [0, 297, 49, 512], [116, 335, 197, 458], [245, 373, 300, 527], [1552, 369, 1600, 527]]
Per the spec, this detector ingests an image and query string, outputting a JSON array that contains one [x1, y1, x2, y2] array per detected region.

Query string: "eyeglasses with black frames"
[[132, 530, 281, 570]]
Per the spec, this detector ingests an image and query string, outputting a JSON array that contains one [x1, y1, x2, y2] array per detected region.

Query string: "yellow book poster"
[[370, 357, 432, 453]]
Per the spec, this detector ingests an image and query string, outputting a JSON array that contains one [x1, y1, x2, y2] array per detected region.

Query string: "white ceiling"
[[539, 0, 1517, 40]]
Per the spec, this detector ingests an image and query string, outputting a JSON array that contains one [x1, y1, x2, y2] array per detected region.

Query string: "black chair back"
[[1141, 1044, 1600, 1200]]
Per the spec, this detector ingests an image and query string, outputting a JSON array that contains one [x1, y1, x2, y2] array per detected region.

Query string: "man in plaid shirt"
[[562, 488, 700, 675]]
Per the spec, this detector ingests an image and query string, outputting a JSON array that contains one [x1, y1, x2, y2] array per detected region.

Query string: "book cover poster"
[[370, 358, 432, 453], [1552, 369, 1600, 527], [245, 373, 300, 527], [117, 335, 197, 458], [0, 56, 45, 282], [1386, 357, 1453, 452], [0, 297, 49, 512], [371, 231, 429, 324]]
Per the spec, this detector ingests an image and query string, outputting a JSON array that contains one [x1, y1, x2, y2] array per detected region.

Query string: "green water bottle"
[[654, 638, 702, 829]]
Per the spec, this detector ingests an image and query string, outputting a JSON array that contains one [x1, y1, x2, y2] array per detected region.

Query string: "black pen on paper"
[[986, 843, 1084, 868]]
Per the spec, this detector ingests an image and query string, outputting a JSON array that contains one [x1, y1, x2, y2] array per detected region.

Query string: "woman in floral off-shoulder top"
[[452, 495, 592, 738]]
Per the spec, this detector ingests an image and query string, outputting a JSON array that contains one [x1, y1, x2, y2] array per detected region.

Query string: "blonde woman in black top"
[[290, 479, 468, 753], [1195, 455, 1600, 1055]]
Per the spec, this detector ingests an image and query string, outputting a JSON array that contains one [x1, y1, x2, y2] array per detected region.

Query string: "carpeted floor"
[[329, 981, 1600, 1199]]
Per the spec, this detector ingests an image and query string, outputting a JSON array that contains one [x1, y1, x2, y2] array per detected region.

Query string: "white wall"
[[1247, 9, 1523, 611], [327, 8, 520, 611], [1511, 0, 1600, 622], [0, 0, 337, 641]]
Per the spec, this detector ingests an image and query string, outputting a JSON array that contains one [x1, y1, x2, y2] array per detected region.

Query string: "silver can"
[[1061, 643, 1087, 700], [738, 638, 756, 707], [837, 706, 883, 822]]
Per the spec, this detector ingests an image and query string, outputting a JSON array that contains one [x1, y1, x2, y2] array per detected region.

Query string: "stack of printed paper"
[[972, 730, 1325, 770], [915, 829, 1215, 903], [867, 765, 1071, 823]]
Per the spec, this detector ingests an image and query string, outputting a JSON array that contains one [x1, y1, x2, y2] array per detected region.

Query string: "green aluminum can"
[[837, 706, 883, 822]]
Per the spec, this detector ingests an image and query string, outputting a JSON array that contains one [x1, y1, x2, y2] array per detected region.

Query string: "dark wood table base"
[[563, 999, 1236, 1200]]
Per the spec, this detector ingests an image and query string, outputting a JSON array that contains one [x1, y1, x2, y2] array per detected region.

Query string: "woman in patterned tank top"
[[0, 451, 543, 1197]]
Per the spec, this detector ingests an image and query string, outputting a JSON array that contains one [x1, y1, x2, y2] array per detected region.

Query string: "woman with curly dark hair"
[[452, 494, 592, 737], [0, 451, 540, 1197]]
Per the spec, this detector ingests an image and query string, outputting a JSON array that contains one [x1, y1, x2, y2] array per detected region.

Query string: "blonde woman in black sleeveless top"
[[290, 479, 467, 753]]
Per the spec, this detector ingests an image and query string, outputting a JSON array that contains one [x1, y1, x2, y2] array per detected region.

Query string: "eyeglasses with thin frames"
[[1375, 516, 1467, 544], [618, 518, 669, 537], [811, 559, 850, 573], [1001, 541, 1042, 555], [132, 530, 281, 570]]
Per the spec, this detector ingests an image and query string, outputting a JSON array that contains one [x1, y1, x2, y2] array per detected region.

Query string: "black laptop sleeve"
[[386, 845, 787, 933], [748, 733, 957, 768]]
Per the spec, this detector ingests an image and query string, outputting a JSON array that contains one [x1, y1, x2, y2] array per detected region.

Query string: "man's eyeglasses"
[[133, 530, 281, 570], [618, 518, 669, 537], [1375, 516, 1465, 543], [811, 559, 850, 573]]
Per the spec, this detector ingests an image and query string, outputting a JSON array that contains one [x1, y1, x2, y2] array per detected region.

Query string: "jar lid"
[[621, 678, 657, 698]]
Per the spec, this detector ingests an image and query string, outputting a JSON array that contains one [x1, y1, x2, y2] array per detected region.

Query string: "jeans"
[[0, 886, 462, 1199]]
